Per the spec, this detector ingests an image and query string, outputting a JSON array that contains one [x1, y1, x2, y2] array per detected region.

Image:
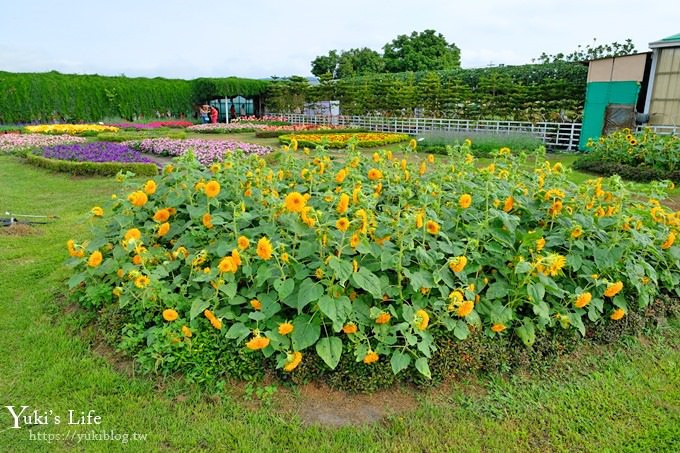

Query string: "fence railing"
[[277, 113, 582, 151], [636, 125, 679, 135]]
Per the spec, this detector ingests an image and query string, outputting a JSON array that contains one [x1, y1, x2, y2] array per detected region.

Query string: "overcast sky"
[[0, 0, 677, 80]]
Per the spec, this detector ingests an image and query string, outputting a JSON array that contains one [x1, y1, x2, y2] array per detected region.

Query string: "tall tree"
[[534, 38, 637, 63], [311, 50, 339, 78], [383, 30, 461, 73], [312, 48, 384, 79]]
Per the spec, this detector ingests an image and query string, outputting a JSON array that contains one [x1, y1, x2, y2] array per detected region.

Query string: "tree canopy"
[[310, 30, 460, 79], [383, 29, 461, 73], [534, 38, 637, 63], [311, 48, 384, 79]]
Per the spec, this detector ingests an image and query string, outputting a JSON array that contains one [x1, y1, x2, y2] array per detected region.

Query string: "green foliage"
[[573, 156, 680, 183], [383, 29, 461, 73], [0, 71, 269, 124], [190, 77, 269, 104], [535, 38, 637, 63], [311, 48, 385, 79], [25, 152, 159, 176], [273, 63, 587, 121], [578, 129, 680, 176], [265, 76, 310, 114], [418, 131, 543, 156]]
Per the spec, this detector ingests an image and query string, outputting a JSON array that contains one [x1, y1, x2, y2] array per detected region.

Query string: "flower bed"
[[186, 123, 268, 134], [0, 134, 87, 154], [39, 142, 156, 164], [255, 125, 365, 138], [25, 124, 119, 135], [232, 115, 290, 125], [66, 143, 680, 383], [109, 121, 194, 130], [126, 138, 271, 164], [575, 128, 680, 181], [279, 132, 410, 148]]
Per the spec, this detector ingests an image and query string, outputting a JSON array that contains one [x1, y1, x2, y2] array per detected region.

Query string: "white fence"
[[278, 113, 582, 151], [636, 125, 679, 135]]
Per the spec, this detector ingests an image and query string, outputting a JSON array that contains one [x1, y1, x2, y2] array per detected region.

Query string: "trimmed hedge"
[[0, 71, 269, 124], [573, 154, 680, 183], [268, 62, 587, 121], [25, 152, 159, 177]]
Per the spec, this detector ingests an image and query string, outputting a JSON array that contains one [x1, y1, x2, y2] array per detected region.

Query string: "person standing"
[[209, 105, 219, 123], [199, 105, 210, 124]]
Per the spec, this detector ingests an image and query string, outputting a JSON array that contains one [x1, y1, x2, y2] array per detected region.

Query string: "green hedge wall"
[[0, 71, 270, 124], [266, 62, 587, 122]]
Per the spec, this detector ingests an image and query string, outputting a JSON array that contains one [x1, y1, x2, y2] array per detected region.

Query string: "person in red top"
[[209, 105, 218, 123]]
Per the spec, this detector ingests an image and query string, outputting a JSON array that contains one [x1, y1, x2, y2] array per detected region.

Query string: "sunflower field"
[[66, 140, 680, 379], [279, 132, 410, 148]]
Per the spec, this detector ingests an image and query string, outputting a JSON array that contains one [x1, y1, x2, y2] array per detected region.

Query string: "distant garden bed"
[[187, 123, 268, 134], [255, 126, 367, 138], [279, 132, 410, 148], [416, 130, 543, 156], [25, 124, 119, 136], [125, 137, 271, 164], [574, 129, 680, 182], [26, 141, 158, 176], [0, 134, 87, 155]]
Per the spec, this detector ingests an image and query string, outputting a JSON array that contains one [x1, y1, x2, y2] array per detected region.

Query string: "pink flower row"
[[0, 134, 87, 153], [125, 138, 271, 164]]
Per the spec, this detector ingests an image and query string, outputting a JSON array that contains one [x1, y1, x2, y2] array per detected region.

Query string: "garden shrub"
[[577, 128, 680, 177], [25, 152, 158, 176], [573, 154, 680, 183], [66, 140, 680, 385]]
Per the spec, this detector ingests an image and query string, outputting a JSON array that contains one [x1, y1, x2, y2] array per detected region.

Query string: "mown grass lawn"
[[1, 155, 679, 452]]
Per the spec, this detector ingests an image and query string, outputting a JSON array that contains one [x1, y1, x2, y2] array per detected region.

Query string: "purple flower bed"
[[40, 142, 156, 164], [126, 138, 271, 165]]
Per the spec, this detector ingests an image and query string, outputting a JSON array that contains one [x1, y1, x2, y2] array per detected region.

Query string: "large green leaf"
[[350, 267, 382, 299], [527, 282, 545, 303], [415, 357, 431, 379], [315, 336, 342, 369], [328, 256, 353, 283], [190, 299, 211, 320], [515, 320, 536, 347], [486, 281, 509, 299], [297, 278, 324, 313], [274, 278, 295, 300], [390, 351, 411, 375], [225, 322, 251, 342], [291, 315, 321, 351]]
